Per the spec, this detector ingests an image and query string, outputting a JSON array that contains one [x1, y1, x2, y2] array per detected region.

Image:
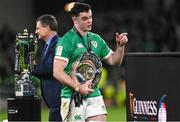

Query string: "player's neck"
[[74, 25, 88, 36]]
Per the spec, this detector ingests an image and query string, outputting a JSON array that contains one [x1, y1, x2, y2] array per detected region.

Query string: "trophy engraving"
[[14, 29, 38, 97]]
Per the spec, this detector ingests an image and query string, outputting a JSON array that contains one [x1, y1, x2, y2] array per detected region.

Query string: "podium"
[[125, 53, 180, 121], [8, 96, 41, 121]]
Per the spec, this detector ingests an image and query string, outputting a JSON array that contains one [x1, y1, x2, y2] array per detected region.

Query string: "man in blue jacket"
[[32, 14, 62, 121]]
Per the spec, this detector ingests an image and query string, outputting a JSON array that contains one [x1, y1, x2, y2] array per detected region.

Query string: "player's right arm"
[[53, 58, 93, 95]]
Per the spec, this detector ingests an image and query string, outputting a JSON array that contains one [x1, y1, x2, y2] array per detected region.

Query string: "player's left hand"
[[116, 32, 128, 47]]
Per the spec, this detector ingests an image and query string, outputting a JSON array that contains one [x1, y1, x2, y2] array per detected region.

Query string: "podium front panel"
[[125, 53, 180, 121], [8, 97, 41, 121]]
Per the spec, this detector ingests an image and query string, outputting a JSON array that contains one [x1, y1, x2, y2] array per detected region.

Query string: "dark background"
[[1, 0, 180, 83]]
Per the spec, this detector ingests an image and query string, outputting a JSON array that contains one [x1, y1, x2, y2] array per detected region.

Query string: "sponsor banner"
[[128, 92, 166, 121]]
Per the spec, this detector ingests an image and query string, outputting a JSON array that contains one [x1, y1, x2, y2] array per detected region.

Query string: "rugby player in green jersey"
[[53, 2, 128, 122]]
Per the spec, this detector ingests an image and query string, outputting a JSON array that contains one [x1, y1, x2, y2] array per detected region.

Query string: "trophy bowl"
[[74, 52, 102, 88]]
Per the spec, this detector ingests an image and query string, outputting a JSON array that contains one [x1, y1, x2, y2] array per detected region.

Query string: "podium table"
[[125, 53, 180, 121], [8, 96, 41, 121]]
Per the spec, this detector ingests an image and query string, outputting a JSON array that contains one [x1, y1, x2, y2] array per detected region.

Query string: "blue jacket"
[[32, 35, 62, 121]]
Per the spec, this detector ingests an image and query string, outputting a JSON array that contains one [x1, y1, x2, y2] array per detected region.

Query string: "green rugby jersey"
[[55, 28, 113, 98]]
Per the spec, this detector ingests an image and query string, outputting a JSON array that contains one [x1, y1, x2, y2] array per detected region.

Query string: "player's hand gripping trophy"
[[14, 29, 38, 97]]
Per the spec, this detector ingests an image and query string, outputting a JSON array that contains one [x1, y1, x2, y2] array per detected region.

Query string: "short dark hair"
[[71, 2, 91, 17], [36, 14, 58, 31]]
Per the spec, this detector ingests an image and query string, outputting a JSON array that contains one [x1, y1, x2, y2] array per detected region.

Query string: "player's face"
[[35, 21, 48, 40], [75, 10, 92, 32]]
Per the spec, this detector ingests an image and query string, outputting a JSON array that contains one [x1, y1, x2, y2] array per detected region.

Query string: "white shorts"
[[61, 96, 107, 122]]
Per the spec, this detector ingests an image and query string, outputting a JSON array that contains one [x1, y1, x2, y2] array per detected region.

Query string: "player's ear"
[[72, 16, 77, 23]]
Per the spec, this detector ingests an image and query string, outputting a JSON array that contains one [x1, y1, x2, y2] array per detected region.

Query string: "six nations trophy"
[[7, 29, 41, 121]]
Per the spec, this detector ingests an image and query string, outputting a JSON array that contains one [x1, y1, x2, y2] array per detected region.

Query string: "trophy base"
[[7, 96, 41, 121]]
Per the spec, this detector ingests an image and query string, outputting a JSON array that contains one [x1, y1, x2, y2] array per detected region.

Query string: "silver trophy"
[[73, 52, 102, 88], [71, 52, 102, 107], [14, 29, 38, 97]]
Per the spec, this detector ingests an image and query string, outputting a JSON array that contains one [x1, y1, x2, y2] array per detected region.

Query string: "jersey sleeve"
[[99, 37, 113, 59], [55, 38, 71, 63]]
